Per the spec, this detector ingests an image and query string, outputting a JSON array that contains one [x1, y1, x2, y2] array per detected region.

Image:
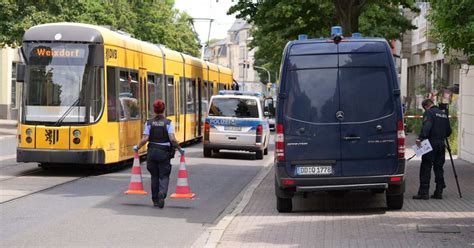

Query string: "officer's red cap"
[[153, 100, 165, 114]]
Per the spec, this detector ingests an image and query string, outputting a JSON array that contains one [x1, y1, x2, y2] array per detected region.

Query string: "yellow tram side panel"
[[101, 39, 163, 163], [207, 62, 220, 95], [218, 66, 233, 89], [162, 48, 185, 143], [182, 54, 205, 141]]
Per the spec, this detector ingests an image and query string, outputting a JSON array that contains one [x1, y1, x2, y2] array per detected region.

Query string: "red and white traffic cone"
[[170, 154, 196, 199], [124, 152, 147, 195]]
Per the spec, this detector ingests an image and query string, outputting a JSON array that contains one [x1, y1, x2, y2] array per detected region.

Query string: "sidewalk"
[[218, 141, 474, 247]]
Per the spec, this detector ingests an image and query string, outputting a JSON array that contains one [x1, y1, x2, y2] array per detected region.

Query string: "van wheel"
[[256, 150, 263, 160], [386, 194, 404, 210], [264, 147, 268, 155], [276, 196, 292, 213], [203, 148, 212, 158]]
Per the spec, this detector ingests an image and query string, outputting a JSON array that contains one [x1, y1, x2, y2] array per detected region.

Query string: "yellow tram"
[[16, 23, 233, 167]]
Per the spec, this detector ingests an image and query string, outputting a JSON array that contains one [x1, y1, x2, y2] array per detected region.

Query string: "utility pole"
[[192, 18, 214, 60]]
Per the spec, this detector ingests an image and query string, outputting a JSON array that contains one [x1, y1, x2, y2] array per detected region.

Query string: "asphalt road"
[[0, 141, 274, 247]]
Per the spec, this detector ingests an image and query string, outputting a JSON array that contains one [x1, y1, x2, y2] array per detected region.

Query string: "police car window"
[[209, 98, 259, 118]]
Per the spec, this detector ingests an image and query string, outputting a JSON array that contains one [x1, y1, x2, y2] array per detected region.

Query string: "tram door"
[[139, 68, 148, 136], [174, 74, 184, 142]]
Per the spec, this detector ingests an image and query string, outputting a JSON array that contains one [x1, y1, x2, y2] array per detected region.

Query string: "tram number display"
[[296, 166, 333, 175]]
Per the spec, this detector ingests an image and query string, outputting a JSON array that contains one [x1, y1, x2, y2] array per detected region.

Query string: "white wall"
[[459, 65, 474, 163]]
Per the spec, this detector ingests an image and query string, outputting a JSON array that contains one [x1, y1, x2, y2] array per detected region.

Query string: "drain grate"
[[417, 225, 461, 233]]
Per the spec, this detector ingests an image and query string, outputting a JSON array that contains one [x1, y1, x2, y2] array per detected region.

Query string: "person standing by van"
[[413, 99, 452, 200], [134, 100, 184, 208]]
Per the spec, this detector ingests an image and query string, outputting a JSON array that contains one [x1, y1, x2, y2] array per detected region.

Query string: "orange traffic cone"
[[124, 152, 147, 195], [170, 154, 196, 199]]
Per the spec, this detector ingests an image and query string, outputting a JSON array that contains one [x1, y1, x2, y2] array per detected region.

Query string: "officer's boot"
[[431, 184, 444, 199], [413, 185, 429, 200], [157, 192, 165, 208]]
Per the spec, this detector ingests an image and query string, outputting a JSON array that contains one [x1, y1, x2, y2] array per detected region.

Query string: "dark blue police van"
[[274, 27, 406, 212]]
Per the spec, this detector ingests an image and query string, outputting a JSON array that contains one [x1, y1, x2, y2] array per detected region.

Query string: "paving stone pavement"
[[218, 158, 474, 248]]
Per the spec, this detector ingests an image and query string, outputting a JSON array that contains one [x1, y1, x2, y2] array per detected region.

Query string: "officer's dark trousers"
[[146, 148, 172, 203], [418, 141, 446, 195]]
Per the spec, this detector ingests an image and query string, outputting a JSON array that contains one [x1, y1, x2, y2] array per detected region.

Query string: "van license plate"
[[296, 166, 332, 175], [225, 126, 241, 131]]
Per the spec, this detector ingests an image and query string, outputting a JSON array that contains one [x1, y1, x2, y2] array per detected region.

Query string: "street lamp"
[[254, 66, 272, 95], [253, 66, 271, 84]]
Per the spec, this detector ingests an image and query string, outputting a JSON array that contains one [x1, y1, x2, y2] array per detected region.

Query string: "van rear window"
[[339, 68, 393, 122], [209, 98, 259, 118], [286, 68, 339, 123]]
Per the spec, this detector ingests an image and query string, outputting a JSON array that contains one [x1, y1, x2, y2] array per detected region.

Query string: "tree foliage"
[[0, 0, 200, 57], [228, 0, 418, 80], [429, 0, 474, 65]]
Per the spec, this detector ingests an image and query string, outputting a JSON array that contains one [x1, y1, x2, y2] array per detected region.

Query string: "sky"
[[174, 0, 237, 44]]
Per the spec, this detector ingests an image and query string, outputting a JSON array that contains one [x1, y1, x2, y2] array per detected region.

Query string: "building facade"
[[204, 19, 263, 93], [0, 47, 21, 120], [402, 2, 474, 163]]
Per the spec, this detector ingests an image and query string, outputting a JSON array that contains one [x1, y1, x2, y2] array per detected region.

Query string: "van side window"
[[339, 68, 393, 122]]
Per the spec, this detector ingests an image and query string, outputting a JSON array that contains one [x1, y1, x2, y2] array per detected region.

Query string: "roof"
[[228, 19, 251, 32]]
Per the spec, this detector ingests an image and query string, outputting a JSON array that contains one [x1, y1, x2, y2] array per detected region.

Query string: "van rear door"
[[338, 42, 398, 176], [283, 43, 342, 177]]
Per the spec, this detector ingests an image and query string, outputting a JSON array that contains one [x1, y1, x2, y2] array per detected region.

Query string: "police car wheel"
[[276, 196, 292, 213], [203, 148, 212, 158], [256, 150, 264, 160]]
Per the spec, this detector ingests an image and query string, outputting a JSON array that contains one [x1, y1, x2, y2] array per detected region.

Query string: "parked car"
[[204, 91, 271, 160]]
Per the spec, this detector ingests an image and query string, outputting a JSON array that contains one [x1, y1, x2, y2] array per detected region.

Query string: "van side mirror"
[[16, 64, 26, 83]]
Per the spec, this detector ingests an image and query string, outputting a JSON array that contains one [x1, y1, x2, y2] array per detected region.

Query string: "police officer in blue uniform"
[[413, 99, 452, 200], [134, 100, 184, 208]]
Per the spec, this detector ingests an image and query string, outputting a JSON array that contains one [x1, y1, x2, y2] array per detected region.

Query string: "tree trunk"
[[332, 0, 366, 36]]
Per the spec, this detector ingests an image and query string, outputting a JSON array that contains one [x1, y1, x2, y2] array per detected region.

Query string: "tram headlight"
[[73, 130, 81, 138], [26, 128, 32, 137]]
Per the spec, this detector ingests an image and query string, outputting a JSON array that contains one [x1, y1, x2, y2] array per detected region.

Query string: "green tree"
[[429, 0, 474, 65], [0, 0, 200, 56], [228, 0, 418, 81]]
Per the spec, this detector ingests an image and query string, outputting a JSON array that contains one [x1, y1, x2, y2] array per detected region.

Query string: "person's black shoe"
[[157, 192, 165, 208], [431, 192, 443, 199], [412, 194, 429, 200], [153, 201, 160, 207]]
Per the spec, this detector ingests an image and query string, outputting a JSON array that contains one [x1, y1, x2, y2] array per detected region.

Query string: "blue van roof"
[[288, 38, 390, 55]]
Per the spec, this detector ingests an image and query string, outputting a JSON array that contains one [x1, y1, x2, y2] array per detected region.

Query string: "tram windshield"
[[21, 43, 104, 125]]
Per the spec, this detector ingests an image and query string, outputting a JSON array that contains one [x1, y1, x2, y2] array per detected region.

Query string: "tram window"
[[201, 81, 208, 103], [119, 70, 139, 120], [186, 78, 195, 113], [147, 74, 156, 118], [208, 82, 214, 100], [156, 74, 164, 100], [181, 77, 186, 114], [166, 76, 174, 116], [218, 83, 225, 91], [107, 67, 118, 121], [90, 67, 104, 122]]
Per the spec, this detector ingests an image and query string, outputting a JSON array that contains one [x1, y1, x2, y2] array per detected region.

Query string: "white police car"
[[203, 91, 270, 159]]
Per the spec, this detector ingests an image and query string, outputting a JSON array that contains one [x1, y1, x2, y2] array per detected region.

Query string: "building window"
[[11, 62, 17, 108], [239, 46, 245, 60]]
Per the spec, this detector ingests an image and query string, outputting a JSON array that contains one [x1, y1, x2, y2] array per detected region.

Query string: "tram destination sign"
[[33, 47, 86, 58]]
